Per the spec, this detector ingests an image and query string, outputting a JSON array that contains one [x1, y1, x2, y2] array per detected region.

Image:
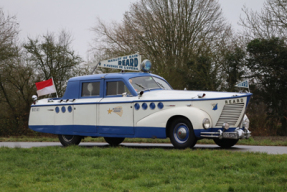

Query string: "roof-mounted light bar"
[[140, 59, 152, 72]]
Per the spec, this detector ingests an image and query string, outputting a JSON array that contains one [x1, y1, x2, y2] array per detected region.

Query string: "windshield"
[[153, 77, 172, 90], [129, 76, 171, 92]]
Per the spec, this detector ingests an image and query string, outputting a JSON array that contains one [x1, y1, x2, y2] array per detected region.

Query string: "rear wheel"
[[169, 118, 197, 149], [104, 137, 125, 146], [58, 135, 82, 146], [213, 139, 239, 148]]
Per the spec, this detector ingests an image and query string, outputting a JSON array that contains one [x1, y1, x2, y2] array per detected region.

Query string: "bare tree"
[[0, 54, 37, 135], [0, 9, 35, 135], [24, 30, 84, 96], [91, 0, 230, 89], [240, 0, 287, 39], [0, 8, 19, 62], [0, 9, 19, 121], [240, 0, 287, 135]]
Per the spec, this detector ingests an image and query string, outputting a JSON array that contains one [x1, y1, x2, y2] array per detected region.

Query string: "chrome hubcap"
[[177, 127, 187, 139], [173, 123, 189, 144]]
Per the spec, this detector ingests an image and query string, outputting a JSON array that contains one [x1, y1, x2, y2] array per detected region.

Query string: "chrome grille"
[[215, 103, 245, 127]]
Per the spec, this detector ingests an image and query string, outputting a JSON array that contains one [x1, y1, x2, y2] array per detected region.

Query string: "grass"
[[0, 146, 286, 191], [1, 136, 287, 146]]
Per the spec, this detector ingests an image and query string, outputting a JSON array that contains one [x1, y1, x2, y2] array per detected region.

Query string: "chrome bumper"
[[200, 128, 251, 140]]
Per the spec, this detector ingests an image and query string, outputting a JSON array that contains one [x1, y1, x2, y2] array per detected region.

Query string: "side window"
[[81, 82, 100, 97], [106, 81, 131, 96]]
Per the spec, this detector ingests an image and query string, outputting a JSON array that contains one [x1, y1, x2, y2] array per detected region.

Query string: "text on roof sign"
[[99, 53, 141, 71]]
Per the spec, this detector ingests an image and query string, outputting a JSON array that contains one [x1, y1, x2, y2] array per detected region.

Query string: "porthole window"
[[158, 102, 164, 109], [150, 103, 155, 110], [134, 103, 140, 110], [68, 106, 73, 113], [61, 106, 66, 113], [142, 103, 148, 110]]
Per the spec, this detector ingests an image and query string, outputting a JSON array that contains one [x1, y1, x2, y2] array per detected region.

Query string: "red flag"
[[35, 78, 57, 97]]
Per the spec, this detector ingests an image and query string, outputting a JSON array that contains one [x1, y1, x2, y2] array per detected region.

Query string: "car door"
[[73, 80, 103, 133], [98, 79, 134, 135]]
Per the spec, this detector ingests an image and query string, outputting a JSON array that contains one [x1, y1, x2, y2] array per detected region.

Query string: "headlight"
[[222, 123, 229, 130], [202, 118, 210, 129]]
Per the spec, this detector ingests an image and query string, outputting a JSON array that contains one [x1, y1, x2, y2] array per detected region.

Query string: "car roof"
[[61, 72, 171, 99], [68, 72, 163, 82]]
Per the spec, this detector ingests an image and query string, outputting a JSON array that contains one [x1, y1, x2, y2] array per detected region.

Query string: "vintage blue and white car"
[[29, 55, 252, 149]]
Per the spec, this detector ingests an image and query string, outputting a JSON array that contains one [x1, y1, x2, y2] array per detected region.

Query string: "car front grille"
[[215, 103, 245, 127]]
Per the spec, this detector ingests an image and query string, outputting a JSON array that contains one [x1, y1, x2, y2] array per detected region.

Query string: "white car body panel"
[[28, 72, 252, 141]]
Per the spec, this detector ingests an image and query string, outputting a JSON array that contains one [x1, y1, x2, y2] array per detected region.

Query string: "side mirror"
[[122, 92, 127, 97], [138, 91, 144, 99], [197, 93, 206, 98]]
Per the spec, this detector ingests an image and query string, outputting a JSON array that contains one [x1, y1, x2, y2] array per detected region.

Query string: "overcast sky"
[[1, 0, 265, 61]]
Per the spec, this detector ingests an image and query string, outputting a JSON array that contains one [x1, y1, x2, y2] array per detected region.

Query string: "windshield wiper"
[[135, 83, 150, 91], [156, 82, 165, 89]]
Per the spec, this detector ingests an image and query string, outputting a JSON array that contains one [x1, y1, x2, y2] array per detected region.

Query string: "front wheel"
[[213, 139, 239, 148], [58, 135, 82, 146], [104, 137, 125, 146], [169, 118, 197, 149]]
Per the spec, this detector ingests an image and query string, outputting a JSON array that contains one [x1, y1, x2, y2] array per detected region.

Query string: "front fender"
[[136, 106, 212, 130]]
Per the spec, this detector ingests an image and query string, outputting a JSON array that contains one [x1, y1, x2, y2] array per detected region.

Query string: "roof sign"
[[98, 53, 141, 71], [235, 80, 249, 88]]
